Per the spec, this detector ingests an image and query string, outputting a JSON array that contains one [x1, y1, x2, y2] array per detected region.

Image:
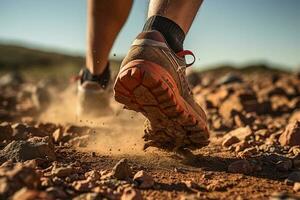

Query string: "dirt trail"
[[0, 68, 300, 199]]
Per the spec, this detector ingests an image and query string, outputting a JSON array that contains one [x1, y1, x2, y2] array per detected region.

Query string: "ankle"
[[81, 63, 111, 89], [143, 15, 185, 53]]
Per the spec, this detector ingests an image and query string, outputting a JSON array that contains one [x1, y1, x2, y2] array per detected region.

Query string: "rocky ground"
[[0, 67, 300, 200]]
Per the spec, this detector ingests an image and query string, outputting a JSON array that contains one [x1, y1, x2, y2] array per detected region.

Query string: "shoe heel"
[[114, 60, 144, 111], [114, 60, 168, 112]]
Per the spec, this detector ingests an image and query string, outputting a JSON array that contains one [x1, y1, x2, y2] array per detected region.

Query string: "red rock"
[[228, 160, 253, 174], [232, 140, 251, 152], [45, 187, 67, 199], [6, 163, 40, 188], [111, 159, 132, 180], [290, 146, 300, 156], [290, 110, 300, 123], [73, 193, 100, 200], [270, 192, 300, 200], [276, 160, 292, 172], [222, 136, 239, 148], [11, 188, 53, 200], [0, 122, 13, 141], [290, 97, 300, 110], [219, 95, 242, 123], [11, 123, 28, 140], [72, 179, 93, 192], [37, 123, 59, 135], [69, 135, 90, 147], [211, 116, 225, 130], [226, 126, 253, 141], [217, 73, 243, 85], [85, 170, 100, 182], [293, 182, 300, 192], [121, 187, 143, 200], [238, 147, 258, 158], [52, 129, 63, 143], [206, 89, 229, 108], [40, 177, 52, 187], [27, 136, 54, 149], [207, 179, 234, 191], [259, 85, 285, 98], [1, 139, 56, 162], [0, 177, 9, 197], [26, 126, 48, 137], [182, 180, 205, 192], [133, 170, 154, 189], [186, 70, 201, 88], [23, 158, 46, 168], [270, 95, 291, 113], [254, 129, 270, 138], [0, 163, 40, 198], [279, 121, 300, 146], [180, 194, 202, 200], [51, 166, 73, 178]]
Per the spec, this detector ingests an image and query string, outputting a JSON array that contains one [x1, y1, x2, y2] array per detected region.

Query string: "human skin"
[[86, 0, 133, 75], [86, 0, 203, 74]]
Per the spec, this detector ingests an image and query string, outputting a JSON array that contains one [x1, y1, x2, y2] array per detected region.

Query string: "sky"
[[0, 0, 299, 69]]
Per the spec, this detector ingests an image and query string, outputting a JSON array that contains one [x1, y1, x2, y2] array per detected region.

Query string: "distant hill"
[[0, 43, 291, 78], [0, 44, 123, 79], [0, 44, 84, 70], [199, 63, 287, 74]]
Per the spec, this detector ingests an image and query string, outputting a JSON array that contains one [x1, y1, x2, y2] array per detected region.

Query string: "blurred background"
[[0, 0, 299, 78]]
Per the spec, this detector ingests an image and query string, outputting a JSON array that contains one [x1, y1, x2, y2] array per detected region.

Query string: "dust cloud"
[[39, 85, 148, 155], [38, 84, 78, 124]]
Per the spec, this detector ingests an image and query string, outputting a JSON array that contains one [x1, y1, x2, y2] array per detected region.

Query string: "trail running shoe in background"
[[114, 30, 209, 151], [77, 67, 112, 119]]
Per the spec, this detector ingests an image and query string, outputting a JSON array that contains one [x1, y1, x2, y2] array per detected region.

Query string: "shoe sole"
[[114, 59, 209, 151]]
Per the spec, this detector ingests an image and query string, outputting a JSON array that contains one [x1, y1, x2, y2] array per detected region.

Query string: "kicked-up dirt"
[[0, 66, 300, 200]]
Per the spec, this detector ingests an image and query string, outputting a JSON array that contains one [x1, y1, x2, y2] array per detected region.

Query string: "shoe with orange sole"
[[114, 31, 209, 151]]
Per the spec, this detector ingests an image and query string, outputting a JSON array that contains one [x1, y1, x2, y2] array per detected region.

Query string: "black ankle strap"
[[81, 63, 111, 89]]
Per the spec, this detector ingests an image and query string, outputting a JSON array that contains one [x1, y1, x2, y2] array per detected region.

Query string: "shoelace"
[[176, 50, 196, 95]]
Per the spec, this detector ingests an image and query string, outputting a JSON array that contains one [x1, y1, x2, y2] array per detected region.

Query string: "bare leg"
[[148, 0, 203, 34], [86, 0, 133, 75]]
